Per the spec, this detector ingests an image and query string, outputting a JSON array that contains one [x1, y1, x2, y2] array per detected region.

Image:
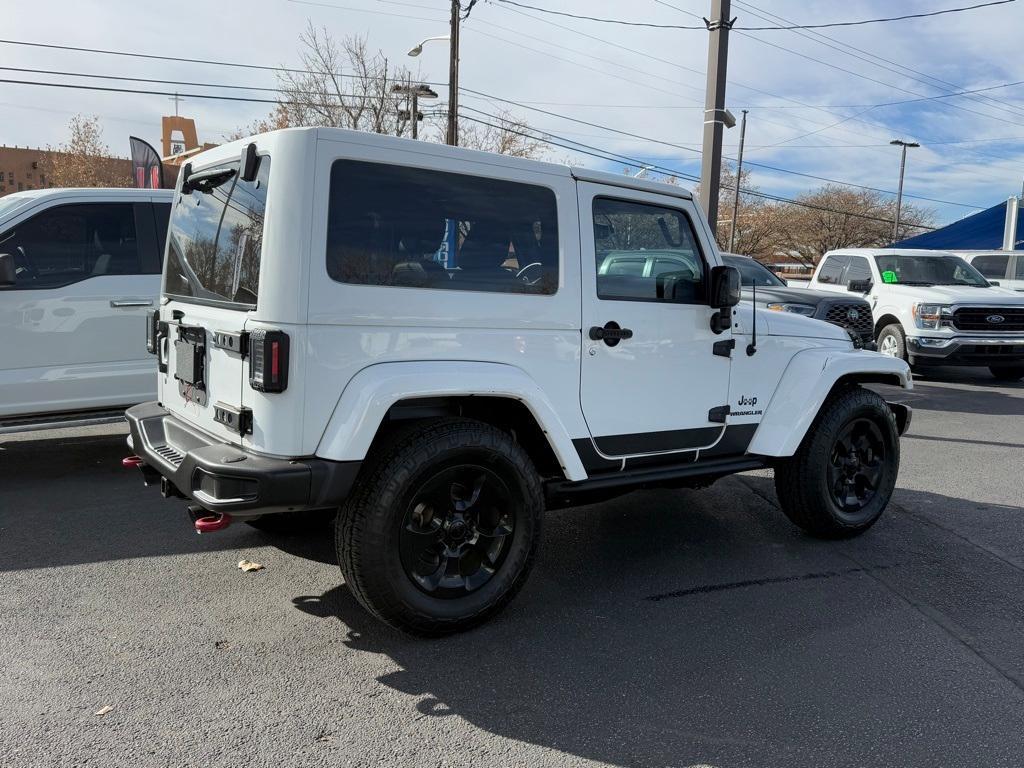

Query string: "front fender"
[[746, 349, 912, 457], [314, 361, 588, 481]]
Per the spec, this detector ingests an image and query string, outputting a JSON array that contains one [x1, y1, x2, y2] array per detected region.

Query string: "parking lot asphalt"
[[2, 369, 1023, 768]]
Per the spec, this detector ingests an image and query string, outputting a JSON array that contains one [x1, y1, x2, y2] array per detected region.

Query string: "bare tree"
[[774, 185, 934, 266], [455, 108, 546, 159], [42, 115, 131, 188]]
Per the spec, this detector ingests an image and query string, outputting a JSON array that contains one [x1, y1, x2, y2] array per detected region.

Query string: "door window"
[[1016, 256, 1024, 279], [593, 197, 705, 303], [0, 203, 140, 289], [817, 254, 849, 284], [972, 254, 1009, 279]]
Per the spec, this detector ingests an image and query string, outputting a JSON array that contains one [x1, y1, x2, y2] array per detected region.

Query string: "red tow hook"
[[193, 511, 233, 534], [122, 455, 144, 468]]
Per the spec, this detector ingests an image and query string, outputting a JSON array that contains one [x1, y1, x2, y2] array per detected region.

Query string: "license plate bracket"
[[174, 326, 208, 406]]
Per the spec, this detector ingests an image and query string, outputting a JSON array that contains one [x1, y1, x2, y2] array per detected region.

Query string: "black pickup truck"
[[721, 253, 875, 347]]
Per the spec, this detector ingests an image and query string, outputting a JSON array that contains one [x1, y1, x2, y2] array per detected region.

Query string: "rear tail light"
[[146, 309, 159, 354], [249, 329, 289, 393]]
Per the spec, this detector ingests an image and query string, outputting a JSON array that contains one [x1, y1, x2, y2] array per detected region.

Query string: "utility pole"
[[727, 108, 748, 253], [699, 0, 735, 233], [890, 139, 920, 242], [392, 83, 439, 140], [447, 0, 461, 146]]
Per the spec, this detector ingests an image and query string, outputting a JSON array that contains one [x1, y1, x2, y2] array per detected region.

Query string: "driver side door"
[[577, 182, 732, 469]]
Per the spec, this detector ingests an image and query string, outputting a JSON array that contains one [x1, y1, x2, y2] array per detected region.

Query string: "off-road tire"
[[246, 509, 337, 534], [774, 385, 900, 539], [877, 324, 907, 362], [989, 365, 1024, 382], [336, 418, 543, 636]]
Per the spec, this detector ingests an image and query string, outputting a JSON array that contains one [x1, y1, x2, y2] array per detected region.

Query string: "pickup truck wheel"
[[876, 324, 907, 362], [989, 365, 1024, 382], [774, 386, 900, 539], [336, 418, 542, 636], [246, 509, 337, 534]]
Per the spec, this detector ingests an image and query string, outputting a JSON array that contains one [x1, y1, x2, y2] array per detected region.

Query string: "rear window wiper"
[[182, 165, 236, 194]]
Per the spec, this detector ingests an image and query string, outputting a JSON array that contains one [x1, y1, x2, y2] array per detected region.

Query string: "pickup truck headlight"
[[912, 303, 951, 330], [766, 302, 816, 317]]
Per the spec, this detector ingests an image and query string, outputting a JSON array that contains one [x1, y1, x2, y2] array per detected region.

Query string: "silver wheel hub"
[[879, 335, 898, 357]]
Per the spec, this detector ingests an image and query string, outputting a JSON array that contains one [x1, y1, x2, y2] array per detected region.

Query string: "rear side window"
[[817, 254, 849, 284], [845, 255, 873, 284], [0, 203, 142, 290], [972, 254, 1009, 279], [326, 160, 559, 295], [164, 156, 270, 307], [1016, 257, 1024, 279]]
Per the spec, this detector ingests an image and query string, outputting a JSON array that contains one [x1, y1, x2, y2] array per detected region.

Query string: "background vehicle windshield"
[[874, 254, 989, 287], [722, 254, 786, 287]]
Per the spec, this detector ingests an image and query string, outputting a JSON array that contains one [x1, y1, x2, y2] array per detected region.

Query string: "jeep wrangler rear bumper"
[[125, 402, 360, 518]]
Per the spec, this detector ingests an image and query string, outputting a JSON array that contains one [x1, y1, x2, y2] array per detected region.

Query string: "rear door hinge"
[[213, 402, 253, 435], [708, 405, 731, 424], [713, 338, 736, 358]]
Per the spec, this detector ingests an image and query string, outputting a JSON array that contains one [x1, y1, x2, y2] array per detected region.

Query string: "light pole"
[[890, 139, 920, 242], [727, 108, 748, 253], [392, 83, 438, 140]]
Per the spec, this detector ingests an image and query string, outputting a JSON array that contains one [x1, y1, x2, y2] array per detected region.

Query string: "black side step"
[[0, 407, 130, 435], [544, 456, 767, 509]]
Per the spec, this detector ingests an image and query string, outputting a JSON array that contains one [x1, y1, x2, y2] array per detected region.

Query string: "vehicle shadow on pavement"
[[0, 431, 269, 571], [288, 475, 1024, 767]]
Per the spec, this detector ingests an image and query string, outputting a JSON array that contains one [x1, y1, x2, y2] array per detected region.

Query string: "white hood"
[[734, 302, 851, 343], [882, 284, 1024, 305]]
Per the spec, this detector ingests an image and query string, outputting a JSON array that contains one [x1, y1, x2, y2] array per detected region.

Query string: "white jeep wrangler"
[[125, 128, 912, 635]]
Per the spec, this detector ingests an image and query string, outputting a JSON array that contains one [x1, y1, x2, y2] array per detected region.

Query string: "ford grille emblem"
[[987, 314, 1006, 324], [847, 308, 861, 322]]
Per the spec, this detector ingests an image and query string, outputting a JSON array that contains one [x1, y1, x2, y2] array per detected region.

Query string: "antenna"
[[746, 278, 758, 356]]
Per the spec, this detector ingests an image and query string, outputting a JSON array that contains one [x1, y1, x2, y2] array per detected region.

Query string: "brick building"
[[0, 146, 131, 196]]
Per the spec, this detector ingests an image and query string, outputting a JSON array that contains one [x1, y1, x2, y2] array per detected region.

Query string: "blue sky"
[[4, 0, 1024, 226]]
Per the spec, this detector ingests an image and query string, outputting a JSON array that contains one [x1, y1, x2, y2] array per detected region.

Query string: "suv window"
[[972, 254, 1009, 279], [1017, 256, 1024, 280], [817, 254, 849, 284], [326, 160, 559, 295], [0, 203, 143, 290], [593, 197, 705, 303], [845, 255, 873, 284], [164, 156, 270, 307]]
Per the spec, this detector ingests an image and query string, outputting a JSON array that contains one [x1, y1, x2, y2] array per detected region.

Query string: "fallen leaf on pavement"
[[237, 559, 264, 572], [93, 705, 114, 717]]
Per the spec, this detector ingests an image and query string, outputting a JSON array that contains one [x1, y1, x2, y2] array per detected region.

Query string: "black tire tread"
[[774, 385, 899, 540], [335, 417, 542, 636]]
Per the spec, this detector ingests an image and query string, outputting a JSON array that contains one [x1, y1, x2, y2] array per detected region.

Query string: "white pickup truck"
[[806, 248, 1024, 380], [0, 187, 174, 431]]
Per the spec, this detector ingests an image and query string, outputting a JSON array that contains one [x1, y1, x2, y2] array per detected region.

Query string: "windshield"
[[163, 155, 269, 307], [874, 254, 989, 287], [722, 254, 786, 287]]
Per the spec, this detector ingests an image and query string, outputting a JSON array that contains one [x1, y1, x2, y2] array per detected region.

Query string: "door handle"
[[110, 299, 154, 308], [589, 322, 633, 347]]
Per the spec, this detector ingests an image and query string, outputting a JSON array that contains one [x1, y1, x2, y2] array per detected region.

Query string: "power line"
[[490, 0, 1015, 30], [458, 109, 935, 230]]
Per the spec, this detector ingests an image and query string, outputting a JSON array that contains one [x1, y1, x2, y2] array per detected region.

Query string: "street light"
[[407, 35, 449, 57], [392, 83, 438, 140], [890, 139, 920, 242]]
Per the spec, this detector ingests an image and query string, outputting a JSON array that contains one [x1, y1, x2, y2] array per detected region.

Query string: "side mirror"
[[709, 265, 741, 308], [989, 280, 1001, 287], [848, 278, 873, 293], [708, 265, 741, 335], [0, 253, 16, 286]]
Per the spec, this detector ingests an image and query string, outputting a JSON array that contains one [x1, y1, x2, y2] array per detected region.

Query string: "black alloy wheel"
[[826, 418, 886, 516], [400, 465, 515, 597]]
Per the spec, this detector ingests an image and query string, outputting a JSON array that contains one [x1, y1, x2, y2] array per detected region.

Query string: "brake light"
[[146, 309, 159, 354], [249, 329, 289, 393]]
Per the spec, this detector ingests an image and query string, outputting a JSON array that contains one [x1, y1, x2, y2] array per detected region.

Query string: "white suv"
[[955, 250, 1024, 293], [125, 128, 912, 634], [0, 187, 174, 430], [808, 248, 1024, 381]]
